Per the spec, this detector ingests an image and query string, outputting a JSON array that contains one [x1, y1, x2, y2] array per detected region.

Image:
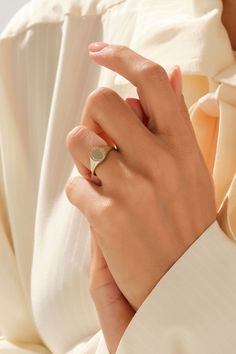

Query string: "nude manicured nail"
[[88, 42, 109, 52]]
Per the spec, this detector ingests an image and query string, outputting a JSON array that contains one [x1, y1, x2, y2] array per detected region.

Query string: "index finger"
[[88, 43, 185, 136]]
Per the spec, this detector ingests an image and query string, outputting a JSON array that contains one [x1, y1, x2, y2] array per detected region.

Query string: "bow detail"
[[190, 63, 236, 242]]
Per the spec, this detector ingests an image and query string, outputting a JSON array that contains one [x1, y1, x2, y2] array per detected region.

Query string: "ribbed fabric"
[[0, 0, 236, 353]]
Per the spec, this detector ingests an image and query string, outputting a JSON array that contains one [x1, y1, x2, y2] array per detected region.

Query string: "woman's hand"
[[66, 62, 183, 354], [65, 43, 217, 312]]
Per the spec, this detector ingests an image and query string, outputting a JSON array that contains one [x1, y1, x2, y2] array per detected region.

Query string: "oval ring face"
[[90, 147, 106, 162]]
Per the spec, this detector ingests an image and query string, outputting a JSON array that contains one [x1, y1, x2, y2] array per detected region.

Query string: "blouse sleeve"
[[116, 219, 236, 354]]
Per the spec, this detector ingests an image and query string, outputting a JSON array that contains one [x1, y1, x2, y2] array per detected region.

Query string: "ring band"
[[89, 145, 118, 176]]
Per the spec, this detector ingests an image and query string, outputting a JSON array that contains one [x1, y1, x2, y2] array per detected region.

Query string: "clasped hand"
[[65, 42, 217, 353]]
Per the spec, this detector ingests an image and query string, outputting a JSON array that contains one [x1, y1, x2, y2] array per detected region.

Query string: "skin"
[[64, 3, 235, 353], [222, 0, 236, 50]]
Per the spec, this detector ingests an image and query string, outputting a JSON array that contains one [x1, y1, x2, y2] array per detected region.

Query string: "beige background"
[[0, 0, 28, 32]]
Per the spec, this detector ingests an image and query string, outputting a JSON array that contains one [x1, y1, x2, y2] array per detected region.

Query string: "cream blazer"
[[0, 0, 236, 353]]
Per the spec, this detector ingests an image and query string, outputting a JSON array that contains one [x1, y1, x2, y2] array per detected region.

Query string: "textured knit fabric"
[[0, 0, 236, 353]]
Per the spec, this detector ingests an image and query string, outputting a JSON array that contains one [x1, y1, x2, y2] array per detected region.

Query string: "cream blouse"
[[0, 0, 236, 353]]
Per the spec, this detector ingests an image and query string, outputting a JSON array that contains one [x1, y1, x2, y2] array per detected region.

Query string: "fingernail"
[[88, 42, 109, 53], [174, 65, 182, 95]]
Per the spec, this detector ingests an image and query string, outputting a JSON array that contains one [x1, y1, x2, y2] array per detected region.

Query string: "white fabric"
[[0, 0, 236, 353]]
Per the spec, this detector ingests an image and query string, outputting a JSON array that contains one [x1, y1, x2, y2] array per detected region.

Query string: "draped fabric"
[[184, 61, 236, 242], [0, 0, 236, 353]]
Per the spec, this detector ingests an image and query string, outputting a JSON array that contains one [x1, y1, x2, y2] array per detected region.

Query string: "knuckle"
[[139, 61, 167, 81], [64, 176, 78, 202], [87, 86, 116, 106], [66, 125, 87, 149]]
